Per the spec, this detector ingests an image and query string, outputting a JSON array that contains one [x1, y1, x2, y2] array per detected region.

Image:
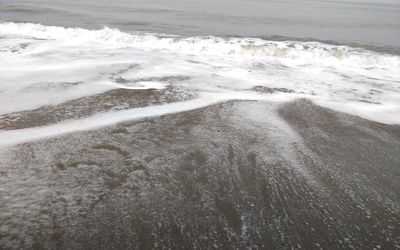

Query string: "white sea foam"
[[115, 81, 168, 90], [0, 22, 399, 145], [0, 98, 220, 146], [1, 22, 399, 69]]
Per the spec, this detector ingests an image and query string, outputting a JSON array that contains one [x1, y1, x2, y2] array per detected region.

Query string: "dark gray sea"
[[1, 0, 400, 48]]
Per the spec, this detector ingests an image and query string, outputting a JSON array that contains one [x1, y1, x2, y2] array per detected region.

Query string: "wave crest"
[[1, 21, 399, 69]]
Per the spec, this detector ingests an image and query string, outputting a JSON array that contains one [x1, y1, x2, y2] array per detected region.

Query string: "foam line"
[[0, 98, 218, 146]]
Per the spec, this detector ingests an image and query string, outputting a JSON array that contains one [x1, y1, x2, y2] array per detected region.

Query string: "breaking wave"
[[1, 21, 399, 69], [0, 21, 399, 141]]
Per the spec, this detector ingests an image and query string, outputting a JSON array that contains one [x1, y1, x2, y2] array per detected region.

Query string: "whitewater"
[[0, 22, 399, 145]]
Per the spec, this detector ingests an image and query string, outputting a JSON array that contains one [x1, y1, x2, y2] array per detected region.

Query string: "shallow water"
[[0, 20, 399, 141], [1, 0, 400, 135]]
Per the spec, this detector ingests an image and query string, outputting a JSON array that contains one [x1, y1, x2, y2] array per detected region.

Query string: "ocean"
[[0, 0, 399, 249], [2, 0, 400, 48]]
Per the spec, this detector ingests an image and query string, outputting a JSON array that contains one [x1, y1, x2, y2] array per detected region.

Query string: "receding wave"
[[0, 21, 399, 140], [1, 21, 399, 69]]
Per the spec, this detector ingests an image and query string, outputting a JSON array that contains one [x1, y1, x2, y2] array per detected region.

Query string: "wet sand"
[[0, 99, 399, 249], [0, 87, 195, 130]]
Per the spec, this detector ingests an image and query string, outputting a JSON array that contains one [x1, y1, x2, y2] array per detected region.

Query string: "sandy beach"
[[1, 99, 399, 249]]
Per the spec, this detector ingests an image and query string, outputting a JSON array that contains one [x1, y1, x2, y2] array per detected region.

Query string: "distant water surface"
[[1, 0, 399, 49]]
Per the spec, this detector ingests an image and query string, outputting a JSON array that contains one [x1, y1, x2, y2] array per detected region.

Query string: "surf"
[[0, 21, 399, 138]]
